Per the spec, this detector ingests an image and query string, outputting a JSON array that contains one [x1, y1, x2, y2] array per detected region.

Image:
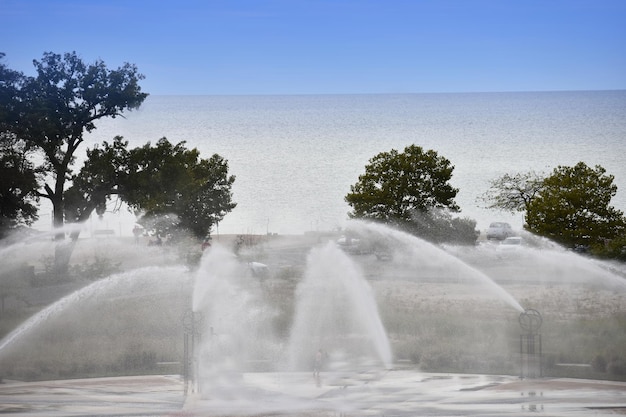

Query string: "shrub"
[[120, 350, 157, 371], [607, 358, 626, 376], [591, 355, 607, 373], [71, 255, 121, 281], [419, 349, 461, 371]]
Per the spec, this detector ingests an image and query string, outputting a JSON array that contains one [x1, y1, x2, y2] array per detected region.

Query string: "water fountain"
[[191, 244, 281, 395], [0, 221, 625, 416], [178, 223, 536, 413], [186, 241, 392, 413], [286, 242, 392, 372]]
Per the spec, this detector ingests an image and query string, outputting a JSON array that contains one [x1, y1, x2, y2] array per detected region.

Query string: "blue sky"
[[2, 0, 625, 95]]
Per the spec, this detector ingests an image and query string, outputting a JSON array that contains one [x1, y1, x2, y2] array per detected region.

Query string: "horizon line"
[[143, 89, 626, 97]]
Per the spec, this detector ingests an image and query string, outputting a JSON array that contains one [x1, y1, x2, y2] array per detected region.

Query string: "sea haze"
[[86, 91, 626, 236]]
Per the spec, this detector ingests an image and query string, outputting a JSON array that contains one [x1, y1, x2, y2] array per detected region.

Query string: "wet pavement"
[[1, 371, 625, 416], [0, 375, 185, 416]]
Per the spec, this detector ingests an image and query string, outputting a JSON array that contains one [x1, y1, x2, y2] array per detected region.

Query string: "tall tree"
[[346, 145, 476, 243], [526, 162, 626, 249], [65, 137, 236, 241], [2, 51, 147, 237], [346, 145, 459, 222], [122, 138, 236, 239], [63, 136, 130, 232], [1, 54, 40, 237], [0, 53, 26, 134]]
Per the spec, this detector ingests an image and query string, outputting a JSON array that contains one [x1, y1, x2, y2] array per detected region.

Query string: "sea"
[[74, 90, 626, 237]]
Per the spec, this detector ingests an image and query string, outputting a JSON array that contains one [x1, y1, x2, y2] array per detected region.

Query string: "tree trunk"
[[53, 200, 97, 280], [53, 241, 73, 280]]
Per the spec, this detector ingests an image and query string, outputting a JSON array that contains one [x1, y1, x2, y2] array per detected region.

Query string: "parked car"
[[247, 261, 269, 278], [495, 236, 524, 258], [496, 236, 523, 251], [337, 235, 366, 254], [486, 222, 513, 240]]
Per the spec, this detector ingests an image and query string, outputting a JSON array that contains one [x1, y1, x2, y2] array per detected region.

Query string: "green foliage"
[[0, 51, 147, 235], [525, 162, 626, 249], [0, 53, 27, 134], [1, 55, 39, 236], [125, 138, 236, 239], [590, 235, 626, 261], [346, 145, 459, 223], [0, 135, 40, 237], [70, 255, 121, 281], [65, 136, 236, 240], [346, 145, 477, 243], [64, 136, 130, 224], [483, 163, 626, 258], [1, 51, 147, 274]]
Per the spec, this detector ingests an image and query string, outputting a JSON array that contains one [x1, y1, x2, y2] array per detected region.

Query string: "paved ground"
[[0, 375, 185, 417], [1, 372, 625, 416]]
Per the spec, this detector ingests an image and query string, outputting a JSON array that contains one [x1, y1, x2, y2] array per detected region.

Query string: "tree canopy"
[[0, 135, 39, 238], [1, 54, 40, 237], [65, 137, 236, 240], [1, 52, 237, 272], [482, 162, 626, 257], [0, 51, 147, 236], [525, 162, 626, 250], [121, 137, 236, 239], [346, 145, 459, 222], [346, 145, 476, 244]]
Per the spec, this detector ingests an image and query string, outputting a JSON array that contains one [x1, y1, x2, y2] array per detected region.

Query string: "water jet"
[[345, 220, 526, 312]]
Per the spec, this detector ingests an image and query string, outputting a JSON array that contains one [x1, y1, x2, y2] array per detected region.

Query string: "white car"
[[337, 235, 364, 254], [496, 236, 523, 254], [248, 262, 269, 278], [486, 222, 513, 240]]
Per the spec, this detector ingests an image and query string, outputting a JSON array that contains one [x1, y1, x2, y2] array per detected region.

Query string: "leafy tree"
[[1, 54, 39, 237], [65, 137, 236, 241], [346, 145, 476, 243], [478, 171, 544, 214], [0, 135, 39, 238], [0, 51, 146, 273], [346, 145, 459, 221], [1, 51, 147, 238], [64, 136, 130, 233], [0, 53, 26, 134], [594, 235, 626, 261], [123, 138, 236, 239], [525, 162, 626, 250]]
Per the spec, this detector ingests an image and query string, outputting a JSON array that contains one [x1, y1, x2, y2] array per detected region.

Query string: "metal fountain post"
[[183, 310, 203, 395], [519, 308, 543, 378]]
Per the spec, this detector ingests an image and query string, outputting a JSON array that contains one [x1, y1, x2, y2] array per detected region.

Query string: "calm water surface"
[[88, 91, 626, 236]]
